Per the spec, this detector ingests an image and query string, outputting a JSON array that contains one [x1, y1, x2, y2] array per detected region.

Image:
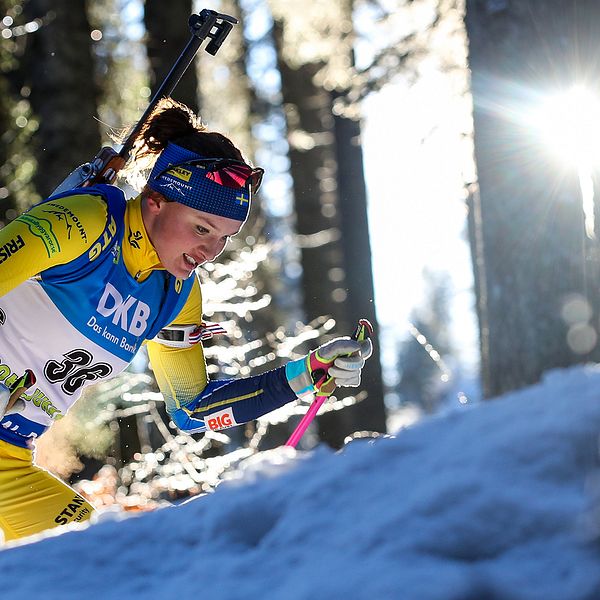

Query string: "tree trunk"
[[274, 12, 387, 445], [144, 0, 198, 113], [22, 0, 101, 198], [329, 97, 387, 435], [274, 21, 356, 448], [274, 21, 351, 339], [465, 0, 600, 397], [330, 0, 386, 434]]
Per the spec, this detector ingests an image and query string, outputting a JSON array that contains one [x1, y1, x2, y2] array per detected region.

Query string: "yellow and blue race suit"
[[0, 184, 296, 541]]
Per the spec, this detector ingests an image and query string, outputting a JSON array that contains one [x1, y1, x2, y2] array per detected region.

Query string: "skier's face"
[[143, 192, 243, 278]]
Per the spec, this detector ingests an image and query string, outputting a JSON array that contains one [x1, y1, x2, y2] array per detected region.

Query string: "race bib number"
[[44, 349, 113, 395]]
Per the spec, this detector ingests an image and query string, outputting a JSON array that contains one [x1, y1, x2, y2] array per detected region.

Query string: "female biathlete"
[[0, 98, 372, 542]]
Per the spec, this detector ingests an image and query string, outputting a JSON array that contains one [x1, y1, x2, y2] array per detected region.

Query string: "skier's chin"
[[166, 263, 195, 279]]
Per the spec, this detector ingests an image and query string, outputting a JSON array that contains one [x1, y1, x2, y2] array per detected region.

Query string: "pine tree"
[[20, 0, 101, 198], [465, 0, 600, 397], [271, 0, 386, 445], [0, 0, 37, 219]]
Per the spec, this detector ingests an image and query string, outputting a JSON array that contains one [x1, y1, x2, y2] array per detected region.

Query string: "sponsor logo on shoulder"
[[17, 214, 60, 257], [88, 215, 117, 262], [0, 234, 26, 264], [42, 203, 88, 243]]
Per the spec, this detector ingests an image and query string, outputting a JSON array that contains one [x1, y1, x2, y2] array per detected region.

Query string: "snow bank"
[[3, 366, 600, 600]]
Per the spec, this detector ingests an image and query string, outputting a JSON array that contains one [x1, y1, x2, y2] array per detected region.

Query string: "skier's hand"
[[285, 337, 373, 400], [0, 370, 35, 419], [0, 384, 24, 418]]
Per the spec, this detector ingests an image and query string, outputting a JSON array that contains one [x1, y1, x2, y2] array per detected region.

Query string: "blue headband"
[[147, 143, 251, 222]]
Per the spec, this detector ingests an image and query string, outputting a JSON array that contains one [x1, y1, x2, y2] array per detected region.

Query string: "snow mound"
[[3, 366, 600, 599]]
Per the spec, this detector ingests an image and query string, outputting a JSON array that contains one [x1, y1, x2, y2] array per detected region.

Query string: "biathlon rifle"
[[52, 9, 237, 195]]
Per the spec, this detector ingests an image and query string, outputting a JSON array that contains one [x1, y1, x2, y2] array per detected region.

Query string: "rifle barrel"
[[118, 9, 238, 161]]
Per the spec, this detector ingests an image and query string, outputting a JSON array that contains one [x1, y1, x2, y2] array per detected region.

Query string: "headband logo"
[[167, 166, 193, 182], [162, 177, 192, 197], [236, 192, 249, 206]]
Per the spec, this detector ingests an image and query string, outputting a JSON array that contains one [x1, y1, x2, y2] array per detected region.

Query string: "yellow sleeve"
[[169, 274, 202, 325], [146, 277, 209, 410], [0, 194, 107, 297]]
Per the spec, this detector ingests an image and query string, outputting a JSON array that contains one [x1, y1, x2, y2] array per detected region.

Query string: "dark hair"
[[120, 97, 245, 190]]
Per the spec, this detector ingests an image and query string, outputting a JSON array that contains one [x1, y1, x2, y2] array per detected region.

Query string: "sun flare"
[[535, 86, 600, 167], [535, 86, 600, 238]]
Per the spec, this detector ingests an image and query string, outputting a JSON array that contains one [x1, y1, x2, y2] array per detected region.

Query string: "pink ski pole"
[[285, 395, 328, 448], [285, 319, 373, 448]]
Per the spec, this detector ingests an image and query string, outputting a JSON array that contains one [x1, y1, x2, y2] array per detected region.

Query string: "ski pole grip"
[[352, 318, 374, 344], [317, 318, 373, 396], [7, 369, 36, 411]]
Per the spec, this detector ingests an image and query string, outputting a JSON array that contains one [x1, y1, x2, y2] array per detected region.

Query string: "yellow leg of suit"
[[0, 440, 95, 542]]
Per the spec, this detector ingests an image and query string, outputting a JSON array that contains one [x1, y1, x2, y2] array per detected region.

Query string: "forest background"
[[1, 0, 598, 507]]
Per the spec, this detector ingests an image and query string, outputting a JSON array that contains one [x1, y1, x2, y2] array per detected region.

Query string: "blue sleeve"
[[168, 365, 297, 433]]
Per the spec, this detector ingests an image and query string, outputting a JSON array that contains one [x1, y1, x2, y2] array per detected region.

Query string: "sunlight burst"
[[535, 86, 600, 238], [536, 87, 600, 166]]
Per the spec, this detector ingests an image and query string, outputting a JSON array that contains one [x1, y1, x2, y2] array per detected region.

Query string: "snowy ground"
[[4, 366, 600, 599]]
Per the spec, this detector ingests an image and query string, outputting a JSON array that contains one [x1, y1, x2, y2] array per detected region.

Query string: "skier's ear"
[[143, 188, 169, 215]]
